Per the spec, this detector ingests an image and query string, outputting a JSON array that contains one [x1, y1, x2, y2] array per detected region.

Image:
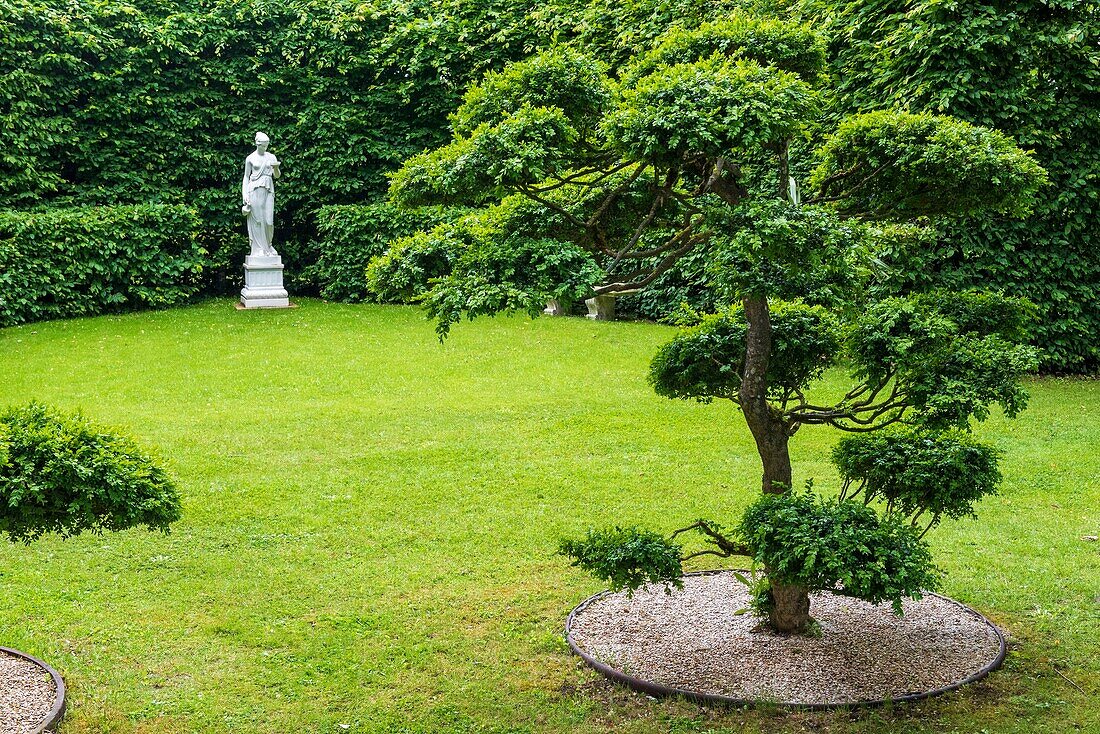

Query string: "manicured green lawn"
[[1, 299, 1096, 733]]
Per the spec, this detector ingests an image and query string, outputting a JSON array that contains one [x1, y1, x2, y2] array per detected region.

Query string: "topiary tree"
[[0, 403, 181, 544], [382, 10, 1046, 633]]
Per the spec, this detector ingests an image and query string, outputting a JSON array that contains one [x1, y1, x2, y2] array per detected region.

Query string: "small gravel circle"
[[567, 571, 1004, 707], [0, 649, 60, 733]]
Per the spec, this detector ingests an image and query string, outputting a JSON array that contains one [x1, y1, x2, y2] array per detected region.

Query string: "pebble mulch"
[[0, 650, 56, 734], [567, 571, 1003, 706]]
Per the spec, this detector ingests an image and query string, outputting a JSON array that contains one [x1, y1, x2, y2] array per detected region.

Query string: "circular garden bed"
[[0, 647, 64, 733], [566, 570, 1005, 708]]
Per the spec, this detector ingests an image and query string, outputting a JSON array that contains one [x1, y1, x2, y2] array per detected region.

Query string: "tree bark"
[[741, 295, 812, 632], [739, 296, 792, 494], [767, 580, 812, 634]]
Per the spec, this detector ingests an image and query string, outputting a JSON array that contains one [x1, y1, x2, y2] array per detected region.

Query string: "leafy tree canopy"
[[377, 3, 1046, 634]]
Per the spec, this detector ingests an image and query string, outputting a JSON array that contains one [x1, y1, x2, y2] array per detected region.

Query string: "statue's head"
[[254, 132, 270, 153]]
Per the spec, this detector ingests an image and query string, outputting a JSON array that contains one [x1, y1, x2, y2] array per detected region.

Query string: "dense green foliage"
[[811, 111, 1047, 219], [615, 245, 719, 320], [559, 527, 684, 593], [304, 203, 469, 302], [369, 194, 602, 331], [796, 0, 1100, 373], [0, 0, 555, 296], [0, 403, 181, 543], [0, 205, 203, 326], [606, 56, 816, 163], [649, 290, 1038, 432], [847, 294, 1040, 428], [739, 489, 940, 615], [833, 427, 1002, 528], [423, 231, 602, 338], [384, 16, 829, 308], [619, 12, 826, 86], [708, 199, 882, 304], [452, 48, 613, 137], [649, 301, 842, 402]]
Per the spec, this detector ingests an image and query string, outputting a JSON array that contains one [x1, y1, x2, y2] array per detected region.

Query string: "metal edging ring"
[[564, 569, 1007, 710], [1, 646, 67, 732]]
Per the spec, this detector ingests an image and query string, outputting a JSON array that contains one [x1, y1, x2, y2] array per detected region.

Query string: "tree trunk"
[[739, 296, 792, 494], [767, 580, 811, 634], [741, 295, 812, 632]]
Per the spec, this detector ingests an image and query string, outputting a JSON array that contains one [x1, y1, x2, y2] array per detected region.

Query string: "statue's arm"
[[242, 159, 252, 204], [271, 156, 280, 179]]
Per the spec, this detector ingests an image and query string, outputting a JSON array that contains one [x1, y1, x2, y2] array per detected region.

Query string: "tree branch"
[[671, 520, 753, 559], [584, 162, 650, 230], [516, 184, 587, 229], [525, 159, 634, 194]]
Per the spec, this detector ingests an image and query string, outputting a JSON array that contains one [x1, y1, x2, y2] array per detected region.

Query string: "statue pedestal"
[[544, 299, 567, 316], [585, 295, 616, 321], [240, 255, 290, 309]]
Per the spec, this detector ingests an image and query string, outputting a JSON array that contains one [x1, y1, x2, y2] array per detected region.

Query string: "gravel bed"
[[567, 571, 1003, 706], [0, 650, 57, 734]]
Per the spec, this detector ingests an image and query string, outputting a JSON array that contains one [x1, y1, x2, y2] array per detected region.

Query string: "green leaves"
[[621, 13, 827, 86], [847, 292, 1040, 428], [708, 200, 875, 304], [0, 205, 204, 326], [390, 105, 580, 206], [424, 232, 602, 338], [0, 403, 182, 544], [606, 57, 817, 163], [451, 48, 612, 135], [649, 300, 842, 402], [559, 526, 684, 593], [833, 427, 1002, 526], [366, 193, 593, 314], [305, 202, 472, 303], [811, 110, 1048, 219], [739, 489, 939, 614]]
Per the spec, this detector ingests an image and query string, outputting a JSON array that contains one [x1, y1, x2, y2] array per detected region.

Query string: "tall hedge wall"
[[0, 0, 552, 291], [305, 203, 471, 302], [798, 0, 1100, 373], [0, 205, 203, 326]]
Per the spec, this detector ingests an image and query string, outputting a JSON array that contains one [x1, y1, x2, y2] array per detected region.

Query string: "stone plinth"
[[240, 255, 290, 308], [544, 299, 567, 316], [585, 295, 616, 321]]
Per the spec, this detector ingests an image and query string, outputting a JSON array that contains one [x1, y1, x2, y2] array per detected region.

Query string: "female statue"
[[242, 132, 281, 257]]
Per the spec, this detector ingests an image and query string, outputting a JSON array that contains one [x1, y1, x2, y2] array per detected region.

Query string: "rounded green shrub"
[[559, 527, 684, 594], [832, 427, 1002, 527], [0, 403, 182, 543], [649, 300, 842, 402], [739, 489, 939, 614]]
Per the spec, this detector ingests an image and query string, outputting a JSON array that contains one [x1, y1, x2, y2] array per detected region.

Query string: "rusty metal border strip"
[[1, 646, 66, 732]]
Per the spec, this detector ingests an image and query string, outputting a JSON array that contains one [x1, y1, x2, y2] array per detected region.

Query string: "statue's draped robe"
[[244, 152, 277, 256]]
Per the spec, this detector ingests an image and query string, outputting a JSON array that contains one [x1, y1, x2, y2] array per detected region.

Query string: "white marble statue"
[[242, 132, 281, 257]]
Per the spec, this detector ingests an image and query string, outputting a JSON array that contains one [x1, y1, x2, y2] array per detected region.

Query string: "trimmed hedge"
[[0, 205, 203, 326], [305, 203, 471, 302]]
